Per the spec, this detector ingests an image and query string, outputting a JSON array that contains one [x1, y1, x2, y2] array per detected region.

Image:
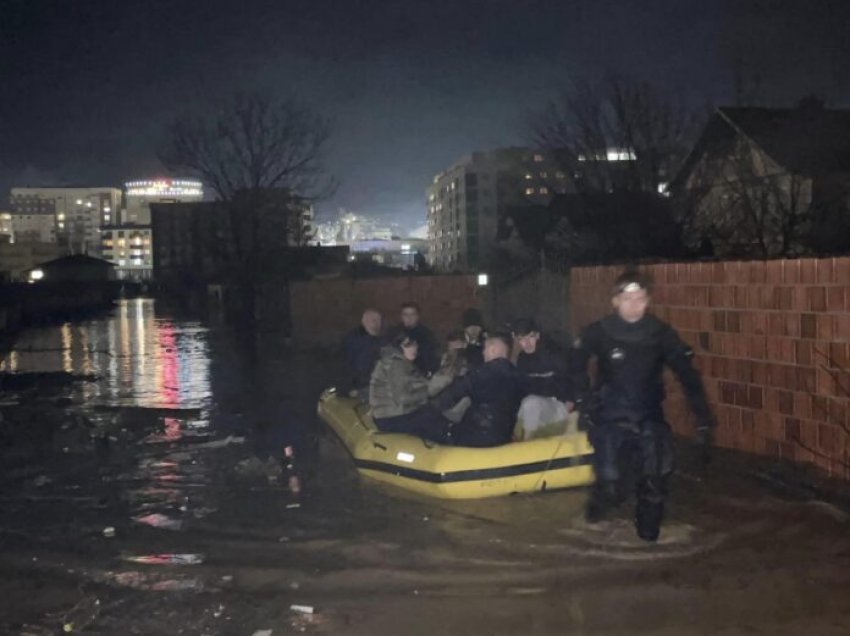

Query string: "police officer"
[[571, 270, 713, 542]]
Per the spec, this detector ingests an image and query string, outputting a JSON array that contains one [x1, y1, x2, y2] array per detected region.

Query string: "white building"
[[101, 226, 153, 280], [10, 187, 122, 255], [122, 178, 204, 225], [426, 147, 569, 272]]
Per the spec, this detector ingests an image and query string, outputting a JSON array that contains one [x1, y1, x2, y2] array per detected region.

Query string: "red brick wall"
[[290, 274, 482, 346], [570, 259, 850, 480]]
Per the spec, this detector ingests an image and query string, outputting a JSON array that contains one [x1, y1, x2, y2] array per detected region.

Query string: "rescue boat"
[[317, 388, 595, 499]]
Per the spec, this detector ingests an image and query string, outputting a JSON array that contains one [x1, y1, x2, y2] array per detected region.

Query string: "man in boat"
[[369, 333, 450, 443], [511, 318, 575, 438], [432, 332, 527, 447], [387, 301, 440, 376], [343, 308, 384, 400], [571, 270, 714, 542]]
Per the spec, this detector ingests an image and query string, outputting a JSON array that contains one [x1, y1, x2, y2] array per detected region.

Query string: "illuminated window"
[[539, 187, 549, 194], [525, 187, 535, 195], [533, 154, 544, 162], [524, 173, 533, 180]]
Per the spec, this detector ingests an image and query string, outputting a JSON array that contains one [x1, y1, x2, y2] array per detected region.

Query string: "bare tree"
[[681, 136, 848, 258], [530, 75, 701, 194], [159, 91, 332, 324]]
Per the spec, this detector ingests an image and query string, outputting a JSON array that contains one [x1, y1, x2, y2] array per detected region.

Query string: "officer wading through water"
[[572, 270, 714, 542]]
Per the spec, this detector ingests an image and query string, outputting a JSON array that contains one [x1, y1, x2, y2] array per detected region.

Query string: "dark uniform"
[[432, 357, 527, 447], [572, 312, 713, 541]]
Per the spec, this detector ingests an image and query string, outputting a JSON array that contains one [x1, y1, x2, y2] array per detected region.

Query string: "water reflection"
[[1, 298, 212, 409]]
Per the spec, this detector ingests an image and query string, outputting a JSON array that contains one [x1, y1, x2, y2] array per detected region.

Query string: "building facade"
[[10, 187, 122, 255], [122, 179, 204, 225], [101, 226, 154, 280], [426, 147, 569, 272]]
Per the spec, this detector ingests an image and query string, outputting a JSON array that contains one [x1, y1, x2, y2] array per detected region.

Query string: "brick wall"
[[570, 258, 850, 480], [290, 274, 482, 346]]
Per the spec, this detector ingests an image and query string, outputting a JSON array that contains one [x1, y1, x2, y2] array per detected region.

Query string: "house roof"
[[36, 253, 116, 269], [674, 101, 850, 187]]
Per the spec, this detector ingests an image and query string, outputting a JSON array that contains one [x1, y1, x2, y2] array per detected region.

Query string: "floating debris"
[[122, 553, 204, 566], [133, 513, 184, 531]]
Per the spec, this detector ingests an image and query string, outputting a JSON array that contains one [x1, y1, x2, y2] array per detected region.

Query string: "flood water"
[[1, 299, 849, 635]]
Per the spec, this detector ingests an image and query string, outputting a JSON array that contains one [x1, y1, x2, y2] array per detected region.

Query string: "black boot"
[[635, 477, 664, 542], [585, 481, 618, 523]]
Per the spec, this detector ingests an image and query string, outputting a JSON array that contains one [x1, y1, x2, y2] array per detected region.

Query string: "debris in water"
[[102, 527, 116, 538], [286, 503, 301, 509], [122, 553, 204, 565], [213, 604, 225, 618], [133, 513, 184, 531], [252, 631, 273, 636], [32, 475, 52, 487], [60, 595, 101, 633], [193, 435, 245, 449], [290, 604, 314, 614]]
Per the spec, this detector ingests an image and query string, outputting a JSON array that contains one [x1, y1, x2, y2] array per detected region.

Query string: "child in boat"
[[369, 333, 450, 443]]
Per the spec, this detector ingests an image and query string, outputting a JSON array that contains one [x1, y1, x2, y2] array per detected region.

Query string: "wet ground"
[[1, 299, 849, 635]]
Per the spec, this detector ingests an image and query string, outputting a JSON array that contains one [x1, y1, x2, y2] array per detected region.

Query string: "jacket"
[[571, 313, 713, 429], [343, 326, 383, 389], [369, 345, 430, 419], [516, 341, 572, 402], [433, 357, 527, 446]]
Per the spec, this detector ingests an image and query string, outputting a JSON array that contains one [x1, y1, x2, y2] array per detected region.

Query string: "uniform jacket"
[[433, 357, 527, 446], [571, 313, 713, 429]]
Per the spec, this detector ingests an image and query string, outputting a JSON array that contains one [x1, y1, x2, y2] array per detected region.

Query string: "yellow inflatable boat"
[[317, 389, 595, 499]]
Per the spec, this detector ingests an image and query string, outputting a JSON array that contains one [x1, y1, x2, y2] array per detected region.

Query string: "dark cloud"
[[1, 0, 848, 229]]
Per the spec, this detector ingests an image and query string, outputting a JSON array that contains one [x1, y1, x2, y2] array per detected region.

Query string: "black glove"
[[695, 426, 712, 465]]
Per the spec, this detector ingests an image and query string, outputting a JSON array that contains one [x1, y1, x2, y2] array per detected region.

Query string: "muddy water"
[[1, 299, 849, 635]]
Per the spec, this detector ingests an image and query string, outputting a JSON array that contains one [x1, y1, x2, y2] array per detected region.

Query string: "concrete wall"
[[571, 258, 850, 480], [289, 274, 483, 346]]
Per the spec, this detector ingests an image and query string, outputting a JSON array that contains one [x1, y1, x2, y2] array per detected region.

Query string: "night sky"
[[2, 0, 849, 231]]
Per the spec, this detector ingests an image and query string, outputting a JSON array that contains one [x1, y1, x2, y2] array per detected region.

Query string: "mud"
[[1, 299, 849, 635]]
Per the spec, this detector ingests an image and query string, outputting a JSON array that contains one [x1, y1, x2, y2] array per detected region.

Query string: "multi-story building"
[[10, 187, 122, 255], [0, 212, 12, 242], [426, 147, 570, 272], [101, 226, 154, 280], [122, 178, 203, 225]]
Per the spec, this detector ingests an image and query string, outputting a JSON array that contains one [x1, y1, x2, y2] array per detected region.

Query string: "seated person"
[[461, 307, 487, 369], [432, 332, 527, 447], [428, 330, 472, 423], [343, 308, 383, 400], [512, 318, 576, 438], [387, 301, 440, 375], [369, 334, 449, 443]]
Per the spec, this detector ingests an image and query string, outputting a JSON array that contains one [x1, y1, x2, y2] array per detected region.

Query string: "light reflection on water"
[[1, 298, 212, 410]]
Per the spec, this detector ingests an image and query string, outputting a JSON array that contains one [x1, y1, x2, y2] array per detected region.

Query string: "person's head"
[[391, 332, 419, 361], [361, 308, 382, 336], [512, 318, 540, 355], [611, 270, 651, 323], [483, 332, 513, 362], [462, 307, 484, 340], [400, 301, 420, 329]]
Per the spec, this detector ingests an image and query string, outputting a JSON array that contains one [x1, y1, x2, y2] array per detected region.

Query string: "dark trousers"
[[374, 406, 449, 444], [588, 419, 673, 540]]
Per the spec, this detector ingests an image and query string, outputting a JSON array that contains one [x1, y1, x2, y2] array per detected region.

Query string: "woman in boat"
[[369, 333, 450, 443]]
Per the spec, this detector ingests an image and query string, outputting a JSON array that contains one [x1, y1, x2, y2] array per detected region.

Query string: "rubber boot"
[[635, 477, 664, 542], [585, 480, 619, 524]]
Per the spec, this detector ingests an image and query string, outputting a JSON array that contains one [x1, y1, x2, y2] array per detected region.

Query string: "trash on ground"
[[102, 526, 116, 538], [290, 604, 314, 614], [133, 513, 184, 531], [122, 553, 204, 565]]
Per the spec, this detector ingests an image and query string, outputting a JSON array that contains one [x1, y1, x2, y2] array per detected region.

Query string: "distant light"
[[29, 269, 44, 282], [104, 206, 111, 212], [75, 199, 83, 205], [478, 273, 489, 286]]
